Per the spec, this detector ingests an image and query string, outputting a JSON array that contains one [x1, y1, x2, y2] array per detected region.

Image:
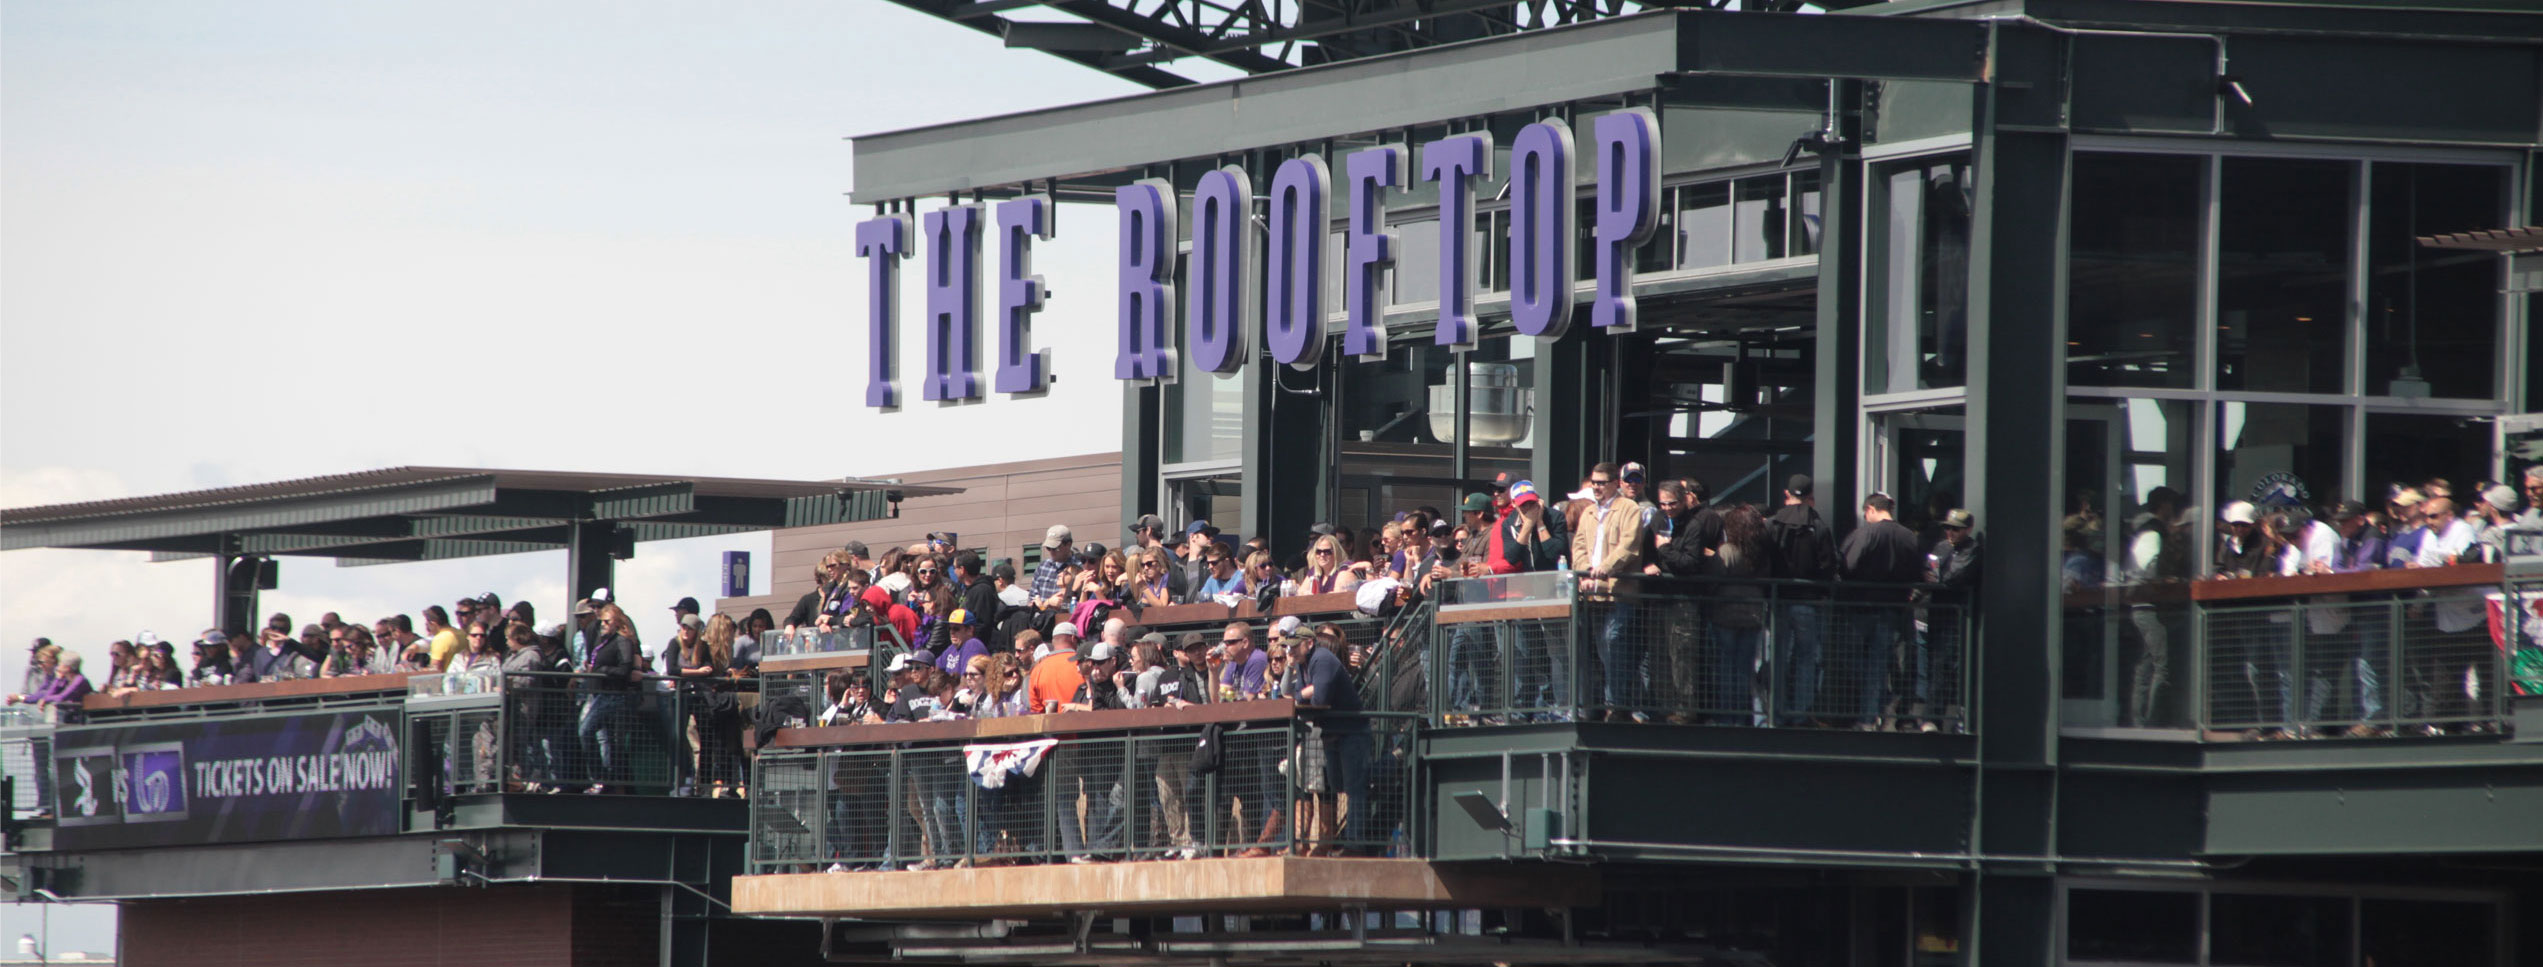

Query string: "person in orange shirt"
[[1027, 622, 1086, 714]]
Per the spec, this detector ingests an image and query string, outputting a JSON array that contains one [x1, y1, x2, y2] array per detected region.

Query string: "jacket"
[[1931, 535, 1984, 602], [1653, 507, 1710, 577], [1838, 518, 1926, 600], [583, 632, 639, 691], [1569, 496, 1647, 581], [1495, 509, 1569, 573], [1765, 503, 1838, 591]]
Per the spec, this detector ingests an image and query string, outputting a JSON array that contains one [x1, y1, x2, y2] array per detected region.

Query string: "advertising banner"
[[50, 708, 402, 850]]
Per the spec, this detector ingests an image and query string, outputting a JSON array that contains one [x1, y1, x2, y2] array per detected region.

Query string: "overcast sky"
[[1, 0, 1173, 949]]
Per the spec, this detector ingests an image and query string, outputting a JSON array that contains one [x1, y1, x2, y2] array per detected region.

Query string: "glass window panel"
[[1161, 290, 1245, 465], [2211, 893, 2352, 967], [2368, 162, 2505, 399], [2068, 153, 2201, 388], [1868, 157, 1972, 393], [2361, 898, 2495, 967], [2066, 889, 2198, 963], [2364, 412, 2493, 507], [2216, 402, 2344, 525], [1679, 182, 1731, 270], [2217, 157, 2353, 393], [1394, 217, 1440, 304], [2064, 397, 2197, 726], [1734, 176, 1788, 263], [1790, 169, 1823, 257]]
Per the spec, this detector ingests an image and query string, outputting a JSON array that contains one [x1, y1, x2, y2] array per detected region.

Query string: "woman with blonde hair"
[[576, 603, 643, 793], [975, 651, 1028, 718], [1297, 534, 1362, 596], [684, 614, 746, 797], [1133, 547, 1177, 608]]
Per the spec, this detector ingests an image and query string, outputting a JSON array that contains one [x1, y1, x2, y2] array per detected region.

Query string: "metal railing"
[[758, 627, 877, 660], [1, 705, 56, 816], [403, 671, 751, 798], [2063, 572, 2528, 738], [748, 710, 1415, 873], [1431, 572, 1969, 731]]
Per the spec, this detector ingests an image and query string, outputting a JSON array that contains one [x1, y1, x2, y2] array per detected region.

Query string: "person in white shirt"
[[2407, 497, 2485, 731]]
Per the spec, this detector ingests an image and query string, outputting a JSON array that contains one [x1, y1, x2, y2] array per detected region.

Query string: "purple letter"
[[994, 195, 1052, 395], [1345, 145, 1407, 361], [922, 205, 983, 401], [1265, 155, 1331, 369], [1422, 134, 1492, 351], [1116, 179, 1178, 382], [1591, 110, 1660, 333], [1187, 166, 1255, 375], [1509, 120, 1579, 339], [855, 214, 911, 409]]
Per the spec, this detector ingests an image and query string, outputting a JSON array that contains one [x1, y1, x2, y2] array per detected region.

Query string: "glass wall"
[[2366, 163, 2505, 399], [2215, 402, 2345, 513], [1865, 154, 1973, 394], [2215, 158, 2352, 394], [2068, 154, 2202, 388]]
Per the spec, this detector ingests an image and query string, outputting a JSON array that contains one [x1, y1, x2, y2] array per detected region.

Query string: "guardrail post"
[[1764, 582, 1782, 728]]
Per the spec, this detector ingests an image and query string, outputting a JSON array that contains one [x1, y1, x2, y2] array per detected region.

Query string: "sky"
[[1, 0, 1171, 950]]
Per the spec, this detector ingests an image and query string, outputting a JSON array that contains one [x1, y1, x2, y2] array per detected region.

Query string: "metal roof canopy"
[[0, 467, 958, 632], [2423, 226, 2543, 294]]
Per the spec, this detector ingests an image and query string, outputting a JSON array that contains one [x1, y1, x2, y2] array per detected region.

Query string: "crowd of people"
[[2069, 468, 2543, 737]]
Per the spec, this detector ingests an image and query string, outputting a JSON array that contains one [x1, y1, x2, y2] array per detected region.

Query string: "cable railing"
[[1431, 572, 1970, 731], [748, 704, 1416, 873]]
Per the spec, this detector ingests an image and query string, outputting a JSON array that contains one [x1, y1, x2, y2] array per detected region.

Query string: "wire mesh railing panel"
[[751, 753, 825, 871], [1048, 736, 1134, 861], [2, 727, 53, 815], [824, 749, 899, 869], [450, 708, 503, 796], [2393, 592, 2504, 732], [1131, 733, 1203, 858], [1203, 724, 1292, 857], [2202, 593, 2506, 737]]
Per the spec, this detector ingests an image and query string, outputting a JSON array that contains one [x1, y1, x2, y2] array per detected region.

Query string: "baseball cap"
[[670, 596, 700, 614], [590, 587, 613, 606], [136, 630, 162, 647], [1942, 509, 1975, 530], [1622, 461, 1647, 483], [1132, 513, 1167, 537], [1509, 480, 1543, 505], [1786, 474, 1813, 497], [926, 531, 958, 546], [678, 613, 706, 630], [1051, 621, 1081, 640], [1491, 472, 1513, 492], [1085, 642, 1120, 662], [1274, 615, 1303, 640], [2483, 484, 2519, 512], [2221, 501, 2258, 525], [199, 631, 229, 646], [572, 599, 597, 616], [1043, 524, 1074, 549], [1185, 519, 1218, 537], [1308, 522, 1339, 537], [843, 540, 869, 558], [1459, 493, 1494, 513], [2331, 499, 2370, 521], [1136, 631, 1167, 647], [1177, 631, 1211, 652], [884, 654, 915, 673], [946, 608, 976, 627]]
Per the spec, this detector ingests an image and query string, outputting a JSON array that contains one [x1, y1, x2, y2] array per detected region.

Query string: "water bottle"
[[1388, 822, 1407, 858]]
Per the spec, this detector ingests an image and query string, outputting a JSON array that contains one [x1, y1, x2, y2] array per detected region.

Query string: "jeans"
[[1776, 601, 1827, 724], [1839, 607, 1897, 725], [2125, 605, 2175, 727], [1707, 623, 1762, 725], [917, 756, 965, 866], [1055, 748, 1124, 857], [1511, 621, 1570, 720], [1445, 625, 1495, 713], [2354, 620, 2389, 722], [576, 692, 633, 785], [1595, 601, 1644, 712], [1326, 729, 1372, 847]]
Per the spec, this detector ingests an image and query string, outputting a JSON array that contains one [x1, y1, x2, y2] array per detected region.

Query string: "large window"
[[2216, 158, 2353, 394], [1866, 155, 1973, 394], [2367, 163, 2505, 399], [2068, 153, 2202, 388]]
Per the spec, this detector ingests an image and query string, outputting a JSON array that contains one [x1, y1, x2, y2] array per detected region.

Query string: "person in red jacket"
[[860, 585, 918, 651]]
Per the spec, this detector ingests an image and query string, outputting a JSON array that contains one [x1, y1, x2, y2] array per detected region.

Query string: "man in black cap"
[[1767, 474, 1838, 725], [1177, 520, 1220, 601], [1922, 508, 1981, 732], [1838, 493, 1924, 729]]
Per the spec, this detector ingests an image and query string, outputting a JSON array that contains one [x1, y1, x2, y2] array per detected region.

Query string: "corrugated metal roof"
[[2418, 226, 2543, 252], [1, 466, 955, 526]]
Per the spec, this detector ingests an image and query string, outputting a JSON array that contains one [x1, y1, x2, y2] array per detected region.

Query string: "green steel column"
[[1813, 79, 1867, 532], [1963, 22, 2068, 967], [1121, 382, 1162, 536], [1533, 326, 1598, 495], [1245, 343, 1325, 559], [565, 519, 618, 610]]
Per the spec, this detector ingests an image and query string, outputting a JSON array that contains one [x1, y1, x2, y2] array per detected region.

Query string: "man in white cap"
[[2214, 501, 2269, 578], [1030, 525, 1075, 612]]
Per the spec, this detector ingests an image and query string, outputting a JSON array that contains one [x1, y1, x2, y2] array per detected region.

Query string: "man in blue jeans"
[[1570, 463, 1649, 721], [1837, 493, 1924, 729], [1766, 475, 1838, 726]]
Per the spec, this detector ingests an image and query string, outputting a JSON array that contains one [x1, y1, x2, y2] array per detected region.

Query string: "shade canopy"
[[0, 466, 958, 566]]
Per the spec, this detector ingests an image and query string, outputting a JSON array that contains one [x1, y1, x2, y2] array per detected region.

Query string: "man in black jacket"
[[575, 615, 641, 792], [1644, 480, 1709, 720], [1838, 493, 1924, 728], [1921, 508, 1982, 731], [1767, 475, 1839, 725]]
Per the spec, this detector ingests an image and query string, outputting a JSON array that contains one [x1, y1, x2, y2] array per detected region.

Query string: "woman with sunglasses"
[[1298, 534, 1362, 595], [1134, 548, 1177, 608]]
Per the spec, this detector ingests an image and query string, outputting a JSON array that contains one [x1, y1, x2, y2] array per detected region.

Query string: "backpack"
[[1766, 512, 1830, 580]]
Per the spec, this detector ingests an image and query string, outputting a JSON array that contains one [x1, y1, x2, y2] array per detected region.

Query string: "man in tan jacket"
[[1570, 462, 1649, 719]]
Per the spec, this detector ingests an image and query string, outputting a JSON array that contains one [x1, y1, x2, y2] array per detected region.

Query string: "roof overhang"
[[847, 9, 1990, 204], [0, 467, 959, 566]]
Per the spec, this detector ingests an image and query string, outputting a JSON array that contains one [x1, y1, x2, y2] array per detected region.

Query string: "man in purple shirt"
[[935, 609, 989, 680], [2326, 499, 2394, 735], [1217, 622, 1268, 700]]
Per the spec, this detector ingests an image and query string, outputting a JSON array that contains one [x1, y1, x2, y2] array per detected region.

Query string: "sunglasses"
[[1221, 637, 1246, 645]]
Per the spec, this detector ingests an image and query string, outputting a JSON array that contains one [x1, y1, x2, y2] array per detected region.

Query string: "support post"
[[1812, 79, 1867, 533], [1245, 346, 1325, 561], [213, 543, 264, 636], [566, 520, 619, 612], [1121, 382, 1162, 543], [1531, 326, 1598, 494], [1964, 21, 2068, 967]]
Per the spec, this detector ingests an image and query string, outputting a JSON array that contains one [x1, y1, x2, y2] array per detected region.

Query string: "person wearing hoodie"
[[1766, 475, 1839, 726]]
